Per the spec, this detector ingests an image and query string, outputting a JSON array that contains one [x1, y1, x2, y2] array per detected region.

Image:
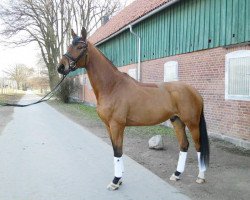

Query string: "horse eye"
[[77, 46, 83, 50]]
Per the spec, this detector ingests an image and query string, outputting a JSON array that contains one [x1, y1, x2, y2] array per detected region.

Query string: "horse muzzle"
[[57, 64, 65, 75], [57, 64, 70, 75]]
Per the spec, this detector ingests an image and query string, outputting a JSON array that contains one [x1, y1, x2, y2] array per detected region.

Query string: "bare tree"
[[4, 64, 34, 90], [28, 57, 50, 93], [0, 0, 121, 89], [71, 0, 121, 34], [28, 76, 49, 93]]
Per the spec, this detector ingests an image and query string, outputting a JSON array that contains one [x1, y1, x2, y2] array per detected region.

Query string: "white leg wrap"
[[120, 157, 124, 173], [197, 152, 206, 179], [114, 157, 124, 178], [176, 151, 187, 173]]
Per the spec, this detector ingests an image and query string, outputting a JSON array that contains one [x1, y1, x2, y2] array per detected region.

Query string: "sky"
[[0, 0, 135, 77], [0, 0, 41, 75], [0, 43, 39, 75]]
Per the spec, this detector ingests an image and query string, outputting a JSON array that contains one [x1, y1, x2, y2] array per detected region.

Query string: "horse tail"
[[199, 108, 210, 168]]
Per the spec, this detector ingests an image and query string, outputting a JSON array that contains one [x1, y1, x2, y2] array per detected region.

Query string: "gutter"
[[129, 25, 141, 82], [95, 0, 180, 46]]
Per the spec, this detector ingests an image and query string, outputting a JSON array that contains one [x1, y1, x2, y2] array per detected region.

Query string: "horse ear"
[[81, 27, 87, 41], [71, 29, 77, 39]]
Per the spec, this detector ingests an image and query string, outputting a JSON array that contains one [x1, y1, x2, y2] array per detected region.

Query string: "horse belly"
[[126, 102, 173, 126]]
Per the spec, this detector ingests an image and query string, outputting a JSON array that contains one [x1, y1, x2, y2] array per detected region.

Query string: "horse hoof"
[[196, 177, 205, 184], [170, 173, 180, 181], [107, 180, 122, 191]]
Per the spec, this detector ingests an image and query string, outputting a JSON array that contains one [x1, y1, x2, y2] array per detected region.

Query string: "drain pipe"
[[129, 25, 141, 82]]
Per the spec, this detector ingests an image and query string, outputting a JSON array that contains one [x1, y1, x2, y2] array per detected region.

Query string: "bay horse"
[[57, 27, 209, 190]]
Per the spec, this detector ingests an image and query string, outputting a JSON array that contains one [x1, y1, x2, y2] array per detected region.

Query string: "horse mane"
[[95, 46, 139, 82], [95, 47, 119, 72], [94, 44, 157, 88]]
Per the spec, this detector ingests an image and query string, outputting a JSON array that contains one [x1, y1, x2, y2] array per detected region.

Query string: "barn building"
[[69, 0, 250, 148]]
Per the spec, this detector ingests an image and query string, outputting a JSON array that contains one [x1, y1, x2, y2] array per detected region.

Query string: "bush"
[[57, 78, 80, 103]]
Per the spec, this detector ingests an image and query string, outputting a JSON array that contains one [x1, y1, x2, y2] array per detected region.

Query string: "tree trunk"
[[48, 64, 60, 89], [16, 82, 20, 90], [0, 0, 122, 91]]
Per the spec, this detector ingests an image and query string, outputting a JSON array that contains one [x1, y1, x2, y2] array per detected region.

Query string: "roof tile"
[[89, 0, 174, 44]]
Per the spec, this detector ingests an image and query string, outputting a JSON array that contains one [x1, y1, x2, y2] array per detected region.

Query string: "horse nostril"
[[57, 64, 65, 74]]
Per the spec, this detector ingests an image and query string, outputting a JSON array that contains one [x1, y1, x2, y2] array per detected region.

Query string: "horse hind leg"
[[169, 116, 189, 181], [188, 114, 209, 184]]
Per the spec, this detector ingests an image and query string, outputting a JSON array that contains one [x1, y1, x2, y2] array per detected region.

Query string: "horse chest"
[[96, 99, 128, 125], [96, 105, 112, 122]]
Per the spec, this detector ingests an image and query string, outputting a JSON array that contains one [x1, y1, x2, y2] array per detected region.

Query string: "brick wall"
[[81, 44, 250, 142], [82, 74, 97, 105], [140, 44, 250, 141]]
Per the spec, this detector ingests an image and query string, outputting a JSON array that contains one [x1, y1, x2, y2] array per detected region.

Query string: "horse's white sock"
[[176, 151, 187, 174], [197, 152, 206, 179], [120, 157, 124, 173], [114, 156, 124, 178]]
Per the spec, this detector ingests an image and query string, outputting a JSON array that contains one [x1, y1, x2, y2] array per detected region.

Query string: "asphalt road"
[[0, 93, 190, 200]]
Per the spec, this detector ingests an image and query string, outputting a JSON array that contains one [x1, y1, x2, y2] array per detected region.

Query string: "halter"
[[63, 36, 88, 73]]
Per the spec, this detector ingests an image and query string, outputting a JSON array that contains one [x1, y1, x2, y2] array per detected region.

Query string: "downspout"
[[129, 25, 141, 82]]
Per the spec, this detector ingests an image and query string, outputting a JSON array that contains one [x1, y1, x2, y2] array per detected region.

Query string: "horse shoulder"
[[96, 95, 128, 126]]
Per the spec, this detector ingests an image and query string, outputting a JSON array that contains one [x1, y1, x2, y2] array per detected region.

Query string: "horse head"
[[57, 27, 88, 75]]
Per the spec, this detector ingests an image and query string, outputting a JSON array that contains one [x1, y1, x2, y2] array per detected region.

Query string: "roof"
[[89, 0, 176, 44]]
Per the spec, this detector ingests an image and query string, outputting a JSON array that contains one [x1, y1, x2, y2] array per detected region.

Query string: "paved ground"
[[0, 93, 191, 200], [49, 98, 250, 200]]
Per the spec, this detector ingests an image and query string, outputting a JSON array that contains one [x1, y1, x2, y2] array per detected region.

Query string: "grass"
[[49, 100, 175, 137], [0, 93, 24, 103], [49, 100, 100, 120]]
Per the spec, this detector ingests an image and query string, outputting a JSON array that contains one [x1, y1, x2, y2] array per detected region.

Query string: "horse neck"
[[85, 43, 121, 100]]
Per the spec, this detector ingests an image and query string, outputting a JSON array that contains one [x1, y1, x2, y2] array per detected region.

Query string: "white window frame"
[[225, 50, 250, 101], [164, 61, 178, 82], [86, 76, 92, 90], [79, 75, 85, 86], [128, 68, 137, 80]]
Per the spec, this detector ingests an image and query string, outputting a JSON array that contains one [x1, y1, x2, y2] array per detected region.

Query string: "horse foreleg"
[[106, 121, 125, 190], [170, 116, 189, 181]]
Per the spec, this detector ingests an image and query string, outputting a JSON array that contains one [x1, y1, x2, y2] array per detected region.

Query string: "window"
[[128, 68, 137, 80], [86, 76, 92, 90], [164, 61, 178, 82], [225, 50, 250, 101]]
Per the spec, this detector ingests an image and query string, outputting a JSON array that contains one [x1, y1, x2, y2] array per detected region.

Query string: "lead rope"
[[0, 75, 67, 107]]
